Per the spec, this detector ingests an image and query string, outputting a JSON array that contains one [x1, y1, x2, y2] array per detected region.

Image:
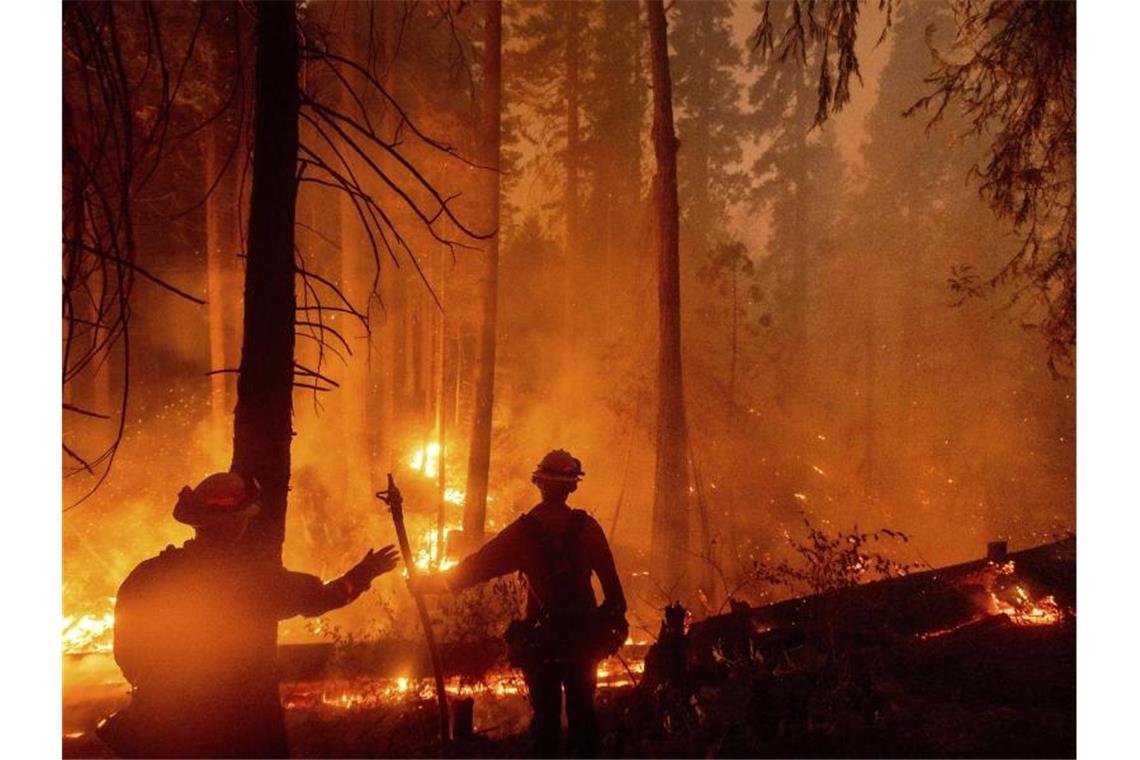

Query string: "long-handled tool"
[[377, 473, 450, 749]]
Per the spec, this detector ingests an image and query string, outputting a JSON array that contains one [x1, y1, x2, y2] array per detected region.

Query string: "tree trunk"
[[563, 1, 580, 359], [463, 0, 502, 546], [204, 121, 230, 451], [337, 16, 370, 498], [369, 0, 400, 483], [728, 259, 738, 416], [231, 0, 299, 561], [647, 0, 691, 597], [435, 251, 447, 567]]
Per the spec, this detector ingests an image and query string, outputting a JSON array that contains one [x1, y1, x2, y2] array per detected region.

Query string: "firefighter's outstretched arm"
[[275, 544, 400, 619], [413, 522, 524, 595]]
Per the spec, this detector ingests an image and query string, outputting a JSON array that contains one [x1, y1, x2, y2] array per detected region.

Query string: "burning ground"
[[63, 537, 1074, 758]]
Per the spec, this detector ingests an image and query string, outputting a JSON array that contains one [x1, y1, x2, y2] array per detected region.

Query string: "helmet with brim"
[[173, 472, 261, 527], [532, 449, 585, 483]]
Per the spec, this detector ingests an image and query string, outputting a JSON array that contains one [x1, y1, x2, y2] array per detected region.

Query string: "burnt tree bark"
[[231, 0, 299, 561], [463, 0, 502, 546], [203, 119, 230, 449], [647, 0, 691, 596]]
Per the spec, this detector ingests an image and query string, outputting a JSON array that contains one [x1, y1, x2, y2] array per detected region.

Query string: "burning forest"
[[58, 0, 1076, 758]]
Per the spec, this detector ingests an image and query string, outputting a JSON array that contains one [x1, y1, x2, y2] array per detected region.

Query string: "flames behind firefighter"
[[414, 450, 628, 758], [97, 472, 399, 759]]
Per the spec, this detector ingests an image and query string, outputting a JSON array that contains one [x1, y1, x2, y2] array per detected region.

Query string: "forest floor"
[[62, 615, 1074, 758], [63, 539, 1076, 758]]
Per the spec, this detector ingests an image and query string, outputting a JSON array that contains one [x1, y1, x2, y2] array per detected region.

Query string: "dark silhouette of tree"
[[232, 0, 491, 557], [230, 1, 300, 557], [906, 0, 1076, 372]]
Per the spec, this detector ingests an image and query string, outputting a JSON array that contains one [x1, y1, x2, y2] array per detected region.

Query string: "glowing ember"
[[985, 559, 1068, 626], [62, 599, 115, 654], [283, 654, 645, 712], [916, 558, 1070, 639], [988, 588, 1065, 626]]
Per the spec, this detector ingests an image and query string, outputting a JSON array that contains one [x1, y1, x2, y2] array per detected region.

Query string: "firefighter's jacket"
[[446, 502, 627, 621], [111, 539, 361, 758]]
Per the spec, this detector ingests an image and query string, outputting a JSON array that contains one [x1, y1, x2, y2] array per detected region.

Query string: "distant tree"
[[580, 0, 645, 337], [694, 239, 764, 415], [672, 0, 750, 256], [906, 0, 1076, 372], [504, 1, 600, 361], [748, 15, 846, 399], [837, 0, 995, 499]]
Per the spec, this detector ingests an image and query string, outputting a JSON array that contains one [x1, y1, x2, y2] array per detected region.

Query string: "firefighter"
[[100, 472, 398, 759], [414, 450, 628, 758]]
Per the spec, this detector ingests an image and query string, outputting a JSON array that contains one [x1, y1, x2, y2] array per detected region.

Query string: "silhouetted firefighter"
[[97, 473, 399, 758], [416, 450, 628, 758]]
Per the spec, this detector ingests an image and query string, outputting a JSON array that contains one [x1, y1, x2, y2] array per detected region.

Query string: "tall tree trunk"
[[337, 16, 370, 497], [728, 260, 738, 416], [204, 121, 230, 451], [369, 0, 400, 483], [435, 252, 447, 566], [790, 116, 809, 392], [231, 0, 299, 561], [563, 1, 580, 359], [463, 0, 502, 546], [647, 0, 691, 597]]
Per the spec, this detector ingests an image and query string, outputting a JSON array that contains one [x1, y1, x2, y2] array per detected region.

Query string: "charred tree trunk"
[[647, 0, 691, 597], [463, 0, 502, 546], [231, 0, 299, 561], [204, 121, 230, 450]]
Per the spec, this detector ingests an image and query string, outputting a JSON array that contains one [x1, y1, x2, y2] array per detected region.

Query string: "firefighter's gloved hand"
[[345, 545, 400, 591]]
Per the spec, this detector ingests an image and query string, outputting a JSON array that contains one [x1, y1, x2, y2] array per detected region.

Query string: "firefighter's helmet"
[[532, 449, 585, 483], [173, 472, 261, 527]]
